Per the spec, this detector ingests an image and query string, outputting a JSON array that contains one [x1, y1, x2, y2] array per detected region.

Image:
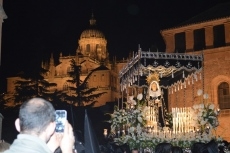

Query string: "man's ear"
[[15, 118, 21, 132], [46, 122, 56, 136]]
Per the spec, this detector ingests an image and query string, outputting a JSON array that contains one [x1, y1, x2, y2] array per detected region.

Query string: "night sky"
[[0, 0, 229, 92]]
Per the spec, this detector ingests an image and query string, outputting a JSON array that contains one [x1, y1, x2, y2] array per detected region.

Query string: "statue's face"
[[151, 82, 157, 91]]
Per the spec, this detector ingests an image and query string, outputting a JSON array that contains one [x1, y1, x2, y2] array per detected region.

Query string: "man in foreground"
[[4, 97, 75, 153]]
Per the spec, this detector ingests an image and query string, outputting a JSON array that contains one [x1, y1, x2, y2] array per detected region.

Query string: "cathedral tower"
[[78, 14, 108, 63]]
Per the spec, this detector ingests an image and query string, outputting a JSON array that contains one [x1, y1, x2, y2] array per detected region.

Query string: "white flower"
[[193, 104, 198, 109], [197, 89, 203, 96], [132, 100, 137, 105], [129, 96, 134, 101], [137, 116, 142, 123], [209, 104, 214, 110], [137, 93, 143, 100], [136, 124, 142, 135], [203, 93, 209, 99], [197, 112, 203, 117], [129, 127, 135, 133], [199, 104, 204, 109]]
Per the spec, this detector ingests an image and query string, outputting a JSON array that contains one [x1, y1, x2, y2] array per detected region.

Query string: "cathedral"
[[6, 14, 127, 107]]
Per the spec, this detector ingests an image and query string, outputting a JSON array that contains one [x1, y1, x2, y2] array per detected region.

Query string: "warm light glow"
[[103, 129, 108, 137]]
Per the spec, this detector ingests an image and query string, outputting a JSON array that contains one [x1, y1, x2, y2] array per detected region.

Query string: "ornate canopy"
[[119, 47, 203, 90]]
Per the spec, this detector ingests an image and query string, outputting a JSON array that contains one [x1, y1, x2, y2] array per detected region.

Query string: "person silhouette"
[[172, 146, 183, 153], [3, 97, 75, 153], [191, 142, 206, 153], [155, 142, 172, 153]]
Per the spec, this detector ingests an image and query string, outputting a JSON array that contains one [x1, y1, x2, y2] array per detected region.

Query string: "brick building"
[[161, 2, 230, 140]]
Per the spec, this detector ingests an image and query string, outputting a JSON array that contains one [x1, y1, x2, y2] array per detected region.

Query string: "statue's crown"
[[146, 72, 160, 84]]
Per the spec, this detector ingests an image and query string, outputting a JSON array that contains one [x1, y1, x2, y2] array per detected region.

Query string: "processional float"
[[106, 47, 221, 151]]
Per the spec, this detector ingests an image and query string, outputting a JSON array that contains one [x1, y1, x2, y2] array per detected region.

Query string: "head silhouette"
[[172, 146, 183, 153], [206, 139, 218, 153], [191, 142, 206, 153], [155, 143, 172, 153]]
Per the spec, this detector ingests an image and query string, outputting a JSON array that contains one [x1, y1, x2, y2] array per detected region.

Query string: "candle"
[[121, 89, 124, 109], [104, 129, 108, 137]]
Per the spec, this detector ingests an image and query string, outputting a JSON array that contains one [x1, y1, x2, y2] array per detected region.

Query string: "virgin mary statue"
[[146, 72, 165, 127], [148, 80, 162, 99], [146, 72, 162, 103]]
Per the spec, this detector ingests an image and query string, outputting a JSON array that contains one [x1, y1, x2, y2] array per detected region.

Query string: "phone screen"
[[55, 110, 67, 133]]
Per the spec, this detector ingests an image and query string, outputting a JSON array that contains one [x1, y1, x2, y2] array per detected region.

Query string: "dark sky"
[[0, 0, 229, 92]]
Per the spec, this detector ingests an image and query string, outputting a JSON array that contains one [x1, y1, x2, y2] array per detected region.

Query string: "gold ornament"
[[146, 72, 160, 85]]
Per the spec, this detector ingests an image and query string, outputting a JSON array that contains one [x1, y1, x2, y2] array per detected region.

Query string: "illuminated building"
[[6, 15, 127, 107]]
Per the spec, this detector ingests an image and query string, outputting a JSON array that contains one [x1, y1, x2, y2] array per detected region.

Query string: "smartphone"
[[55, 110, 67, 133]]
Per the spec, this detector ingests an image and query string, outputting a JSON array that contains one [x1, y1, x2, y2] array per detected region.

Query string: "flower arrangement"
[[106, 89, 222, 150], [113, 126, 218, 149], [108, 104, 147, 133], [192, 89, 220, 132], [192, 103, 220, 132]]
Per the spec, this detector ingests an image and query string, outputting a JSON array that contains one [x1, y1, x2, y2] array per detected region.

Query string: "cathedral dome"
[[80, 29, 105, 39], [80, 14, 105, 39]]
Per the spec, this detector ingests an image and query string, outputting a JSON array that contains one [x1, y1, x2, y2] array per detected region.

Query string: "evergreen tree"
[[14, 66, 57, 104], [0, 92, 17, 109], [61, 59, 106, 107], [0, 93, 6, 109]]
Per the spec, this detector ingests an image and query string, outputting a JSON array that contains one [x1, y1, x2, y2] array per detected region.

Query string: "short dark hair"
[[172, 146, 183, 153], [19, 97, 55, 135], [155, 142, 172, 153], [206, 139, 218, 153], [191, 142, 206, 153]]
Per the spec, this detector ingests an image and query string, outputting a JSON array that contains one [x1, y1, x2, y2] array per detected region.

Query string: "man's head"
[[15, 97, 56, 139]]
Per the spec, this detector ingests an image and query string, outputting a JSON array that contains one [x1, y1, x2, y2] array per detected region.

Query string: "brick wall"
[[168, 47, 230, 141]]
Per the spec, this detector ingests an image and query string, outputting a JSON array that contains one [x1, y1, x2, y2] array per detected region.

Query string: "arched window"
[[101, 74, 105, 81], [63, 82, 68, 91], [86, 44, 90, 53], [218, 82, 230, 109]]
